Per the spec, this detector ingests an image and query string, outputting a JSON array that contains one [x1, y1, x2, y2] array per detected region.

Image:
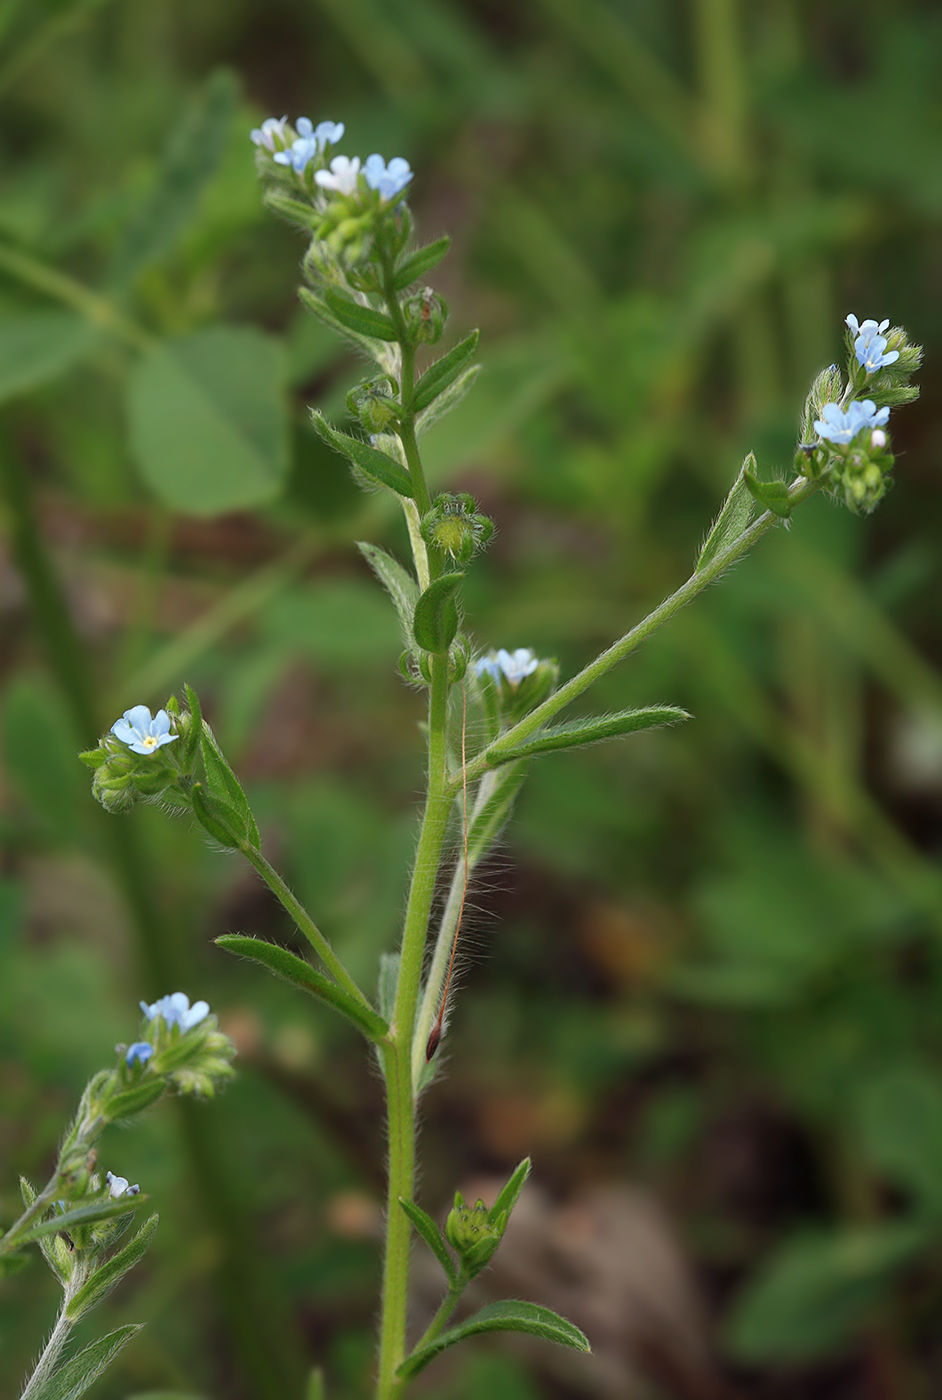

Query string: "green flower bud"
[[347, 376, 401, 433], [403, 288, 447, 345], [420, 493, 495, 565], [444, 1193, 503, 1274]]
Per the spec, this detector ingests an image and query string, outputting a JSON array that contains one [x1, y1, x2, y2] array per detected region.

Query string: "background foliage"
[[1, 0, 940, 1396]]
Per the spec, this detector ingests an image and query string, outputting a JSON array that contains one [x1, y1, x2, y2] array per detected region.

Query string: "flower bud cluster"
[[445, 1192, 506, 1276], [421, 493, 495, 565], [347, 376, 400, 433], [797, 315, 922, 516]]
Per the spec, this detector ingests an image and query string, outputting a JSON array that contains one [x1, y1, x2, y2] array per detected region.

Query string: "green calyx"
[[421, 492, 495, 565]]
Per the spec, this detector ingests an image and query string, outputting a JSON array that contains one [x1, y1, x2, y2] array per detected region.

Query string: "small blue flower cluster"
[[106, 1170, 140, 1198], [476, 649, 539, 686], [140, 991, 210, 1032], [814, 399, 889, 446], [846, 314, 899, 374], [251, 114, 412, 202]]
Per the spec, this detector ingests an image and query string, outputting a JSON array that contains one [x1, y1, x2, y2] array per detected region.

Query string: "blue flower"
[[140, 991, 210, 1032], [126, 1041, 153, 1067], [476, 648, 539, 686], [250, 116, 288, 152], [274, 137, 319, 174], [363, 154, 413, 201], [106, 1171, 140, 1198], [111, 706, 178, 756], [846, 314, 899, 374], [299, 118, 344, 150], [814, 399, 890, 445]]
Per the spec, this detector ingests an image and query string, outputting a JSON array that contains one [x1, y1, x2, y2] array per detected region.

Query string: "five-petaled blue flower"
[[106, 1171, 140, 1198], [476, 648, 539, 686], [363, 154, 413, 201], [272, 117, 345, 174], [846, 314, 899, 374], [111, 706, 178, 756], [814, 399, 890, 445], [126, 1041, 153, 1068], [140, 991, 210, 1032]]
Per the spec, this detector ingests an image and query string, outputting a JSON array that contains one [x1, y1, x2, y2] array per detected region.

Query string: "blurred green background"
[[1, 1, 941, 1397]]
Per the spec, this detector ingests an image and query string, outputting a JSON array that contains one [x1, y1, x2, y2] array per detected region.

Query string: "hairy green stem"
[[410, 1281, 464, 1356], [238, 844, 375, 1014], [19, 1267, 89, 1400], [456, 475, 824, 791], [377, 652, 453, 1397]]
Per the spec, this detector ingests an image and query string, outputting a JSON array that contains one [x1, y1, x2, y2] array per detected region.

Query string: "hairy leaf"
[[311, 410, 414, 498], [487, 706, 689, 765], [697, 454, 755, 571], [36, 1324, 142, 1400], [393, 235, 451, 289], [324, 290, 398, 341], [413, 573, 463, 654], [413, 330, 479, 414], [357, 542, 418, 650], [67, 1214, 159, 1319], [397, 1300, 590, 1379], [399, 1197, 457, 1284]]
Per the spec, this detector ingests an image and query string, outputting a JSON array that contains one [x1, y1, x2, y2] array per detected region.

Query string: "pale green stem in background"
[[0, 242, 154, 351], [457, 476, 824, 791]]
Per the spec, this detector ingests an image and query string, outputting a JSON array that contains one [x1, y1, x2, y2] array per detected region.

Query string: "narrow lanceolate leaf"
[[324, 290, 399, 342], [412, 573, 463, 654], [489, 1157, 531, 1225], [311, 410, 414, 498], [263, 189, 320, 230], [399, 1198, 457, 1285], [67, 1215, 159, 1319], [397, 1300, 591, 1379], [298, 287, 382, 359], [696, 454, 755, 572], [415, 364, 482, 437], [40, 1323, 143, 1400], [216, 935, 390, 1043], [20, 1196, 147, 1245], [487, 706, 689, 766], [743, 471, 793, 519], [393, 235, 451, 290], [413, 331, 480, 414], [357, 542, 418, 649]]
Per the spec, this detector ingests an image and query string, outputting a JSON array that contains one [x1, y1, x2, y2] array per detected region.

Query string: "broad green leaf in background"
[[724, 1223, 927, 1363], [127, 326, 288, 515], [855, 1066, 942, 1214], [262, 580, 401, 668], [0, 312, 97, 403]]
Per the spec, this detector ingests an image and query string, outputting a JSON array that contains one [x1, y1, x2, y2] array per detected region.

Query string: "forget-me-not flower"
[[111, 706, 178, 756], [476, 648, 540, 687], [314, 155, 362, 195], [125, 1041, 153, 1068], [363, 154, 413, 201], [274, 137, 318, 174], [814, 399, 890, 445], [846, 314, 900, 374], [295, 117, 344, 149], [250, 116, 288, 152], [140, 991, 210, 1032], [106, 1171, 141, 1198]]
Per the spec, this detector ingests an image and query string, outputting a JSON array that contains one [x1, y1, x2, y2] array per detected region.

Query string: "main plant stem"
[[377, 652, 452, 1397]]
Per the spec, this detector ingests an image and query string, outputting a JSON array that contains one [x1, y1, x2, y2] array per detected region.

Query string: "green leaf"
[[416, 364, 482, 437], [696, 454, 755, 571], [298, 287, 383, 360], [412, 330, 479, 414], [393, 235, 451, 290], [413, 573, 463, 654], [38, 1324, 142, 1400], [725, 1223, 926, 1363], [397, 1300, 590, 1379], [20, 1196, 147, 1246], [399, 1197, 457, 1285], [102, 1079, 166, 1121], [127, 326, 289, 516], [67, 1214, 158, 1319], [488, 1157, 531, 1225], [216, 934, 389, 1043], [743, 470, 792, 519], [311, 409, 413, 498], [262, 190, 320, 231], [487, 706, 689, 765], [356, 541, 418, 650], [0, 312, 97, 403], [108, 69, 237, 288], [323, 289, 398, 342], [856, 1066, 942, 1213]]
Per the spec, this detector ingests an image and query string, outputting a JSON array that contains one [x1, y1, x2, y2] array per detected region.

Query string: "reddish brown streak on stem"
[[426, 680, 469, 1062]]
